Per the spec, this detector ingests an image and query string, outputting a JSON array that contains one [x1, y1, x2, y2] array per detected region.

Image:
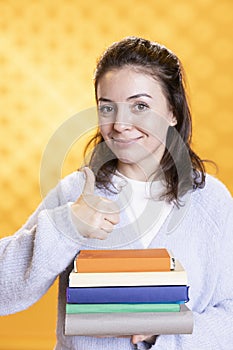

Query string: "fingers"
[[82, 167, 96, 195], [101, 218, 115, 233], [96, 198, 120, 221], [131, 335, 146, 344], [104, 212, 120, 226], [87, 217, 117, 239], [90, 229, 109, 240], [131, 335, 157, 346]]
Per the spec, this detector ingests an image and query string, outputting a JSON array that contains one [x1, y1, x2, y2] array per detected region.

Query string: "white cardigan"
[[0, 171, 232, 350]]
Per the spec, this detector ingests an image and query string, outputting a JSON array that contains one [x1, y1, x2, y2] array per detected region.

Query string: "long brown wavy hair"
[[83, 36, 206, 205]]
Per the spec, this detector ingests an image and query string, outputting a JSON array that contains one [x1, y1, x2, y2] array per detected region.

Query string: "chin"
[[114, 149, 145, 163], [117, 156, 134, 164]]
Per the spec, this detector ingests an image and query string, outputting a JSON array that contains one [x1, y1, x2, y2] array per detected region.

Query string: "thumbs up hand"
[[71, 167, 120, 240]]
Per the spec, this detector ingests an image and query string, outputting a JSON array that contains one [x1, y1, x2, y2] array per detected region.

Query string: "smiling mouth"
[[112, 137, 142, 144]]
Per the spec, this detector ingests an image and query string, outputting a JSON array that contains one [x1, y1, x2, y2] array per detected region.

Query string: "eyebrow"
[[98, 93, 152, 103], [127, 93, 152, 100], [98, 97, 113, 102]]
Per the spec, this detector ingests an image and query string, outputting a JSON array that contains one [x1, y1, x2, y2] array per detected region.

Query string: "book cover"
[[74, 248, 175, 273], [66, 303, 180, 314], [66, 285, 189, 304], [69, 260, 187, 287], [65, 304, 193, 336]]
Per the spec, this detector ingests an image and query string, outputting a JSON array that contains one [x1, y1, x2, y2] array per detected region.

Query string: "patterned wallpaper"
[[0, 0, 232, 348]]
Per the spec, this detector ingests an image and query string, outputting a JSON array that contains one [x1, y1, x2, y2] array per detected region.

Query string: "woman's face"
[[96, 66, 176, 176]]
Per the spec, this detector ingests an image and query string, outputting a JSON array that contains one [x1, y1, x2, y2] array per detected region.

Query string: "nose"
[[113, 105, 132, 132]]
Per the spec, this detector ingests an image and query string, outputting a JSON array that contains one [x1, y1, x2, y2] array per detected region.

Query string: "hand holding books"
[[65, 248, 193, 337], [71, 167, 120, 240], [131, 335, 157, 349]]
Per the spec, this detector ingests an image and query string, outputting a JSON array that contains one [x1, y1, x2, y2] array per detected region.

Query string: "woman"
[[0, 36, 232, 349]]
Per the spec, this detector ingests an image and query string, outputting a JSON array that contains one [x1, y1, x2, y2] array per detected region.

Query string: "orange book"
[[74, 248, 175, 273]]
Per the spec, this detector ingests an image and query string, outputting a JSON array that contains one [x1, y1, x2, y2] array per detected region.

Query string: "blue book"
[[66, 285, 189, 304]]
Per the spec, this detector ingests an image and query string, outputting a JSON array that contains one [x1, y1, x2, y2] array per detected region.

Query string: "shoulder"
[[57, 170, 86, 203], [58, 169, 111, 202], [190, 174, 232, 227], [195, 174, 232, 203]]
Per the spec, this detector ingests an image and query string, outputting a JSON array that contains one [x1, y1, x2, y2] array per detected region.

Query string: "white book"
[[69, 259, 187, 287]]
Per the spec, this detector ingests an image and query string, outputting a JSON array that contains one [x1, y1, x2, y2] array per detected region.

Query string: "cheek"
[[135, 115, 170, 141], [99, 124, 112, 139], [149, 124, 169, 143]]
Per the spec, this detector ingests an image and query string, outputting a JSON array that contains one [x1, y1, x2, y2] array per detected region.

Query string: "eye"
[[98, 104, 115, 116], [132, 102, 150, 113]]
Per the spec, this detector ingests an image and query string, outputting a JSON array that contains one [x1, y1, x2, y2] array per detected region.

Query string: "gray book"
[[65, 304, 193, 336]]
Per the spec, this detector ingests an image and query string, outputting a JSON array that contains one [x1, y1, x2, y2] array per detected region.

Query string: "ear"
[[169, 114, 177, 127]]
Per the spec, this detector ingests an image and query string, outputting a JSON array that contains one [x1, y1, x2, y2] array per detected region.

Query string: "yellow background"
[[0, 0, 233, 349]]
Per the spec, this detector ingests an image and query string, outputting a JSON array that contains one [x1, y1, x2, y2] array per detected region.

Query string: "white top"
[[113, 171, 173, 248]]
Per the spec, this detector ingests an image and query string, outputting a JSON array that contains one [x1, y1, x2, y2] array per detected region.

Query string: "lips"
[[112, 137, 142, 144]]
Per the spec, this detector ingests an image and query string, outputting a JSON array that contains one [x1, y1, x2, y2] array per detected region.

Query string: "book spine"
[[69, 271, 187, 287], [76, 257, 171, 272], [66, 303, 180, 314], [65, 305, 194, 336], [66, 285, 189, 304]]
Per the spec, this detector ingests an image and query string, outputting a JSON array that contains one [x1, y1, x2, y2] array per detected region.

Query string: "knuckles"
[[71, 193, 120, 240]]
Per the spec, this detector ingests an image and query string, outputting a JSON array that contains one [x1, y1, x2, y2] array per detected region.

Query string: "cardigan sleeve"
[[152, 198, 233, 350], [0, 173, 86, 315]]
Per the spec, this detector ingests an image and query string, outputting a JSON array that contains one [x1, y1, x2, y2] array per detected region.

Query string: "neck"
[[117, 158, 162, 182]]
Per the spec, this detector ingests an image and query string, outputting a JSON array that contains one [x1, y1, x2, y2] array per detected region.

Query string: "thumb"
[[82, 167, 96, 195]]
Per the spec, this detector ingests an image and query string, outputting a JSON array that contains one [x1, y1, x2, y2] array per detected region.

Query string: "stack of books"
[[65, 248, 193, 336]]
